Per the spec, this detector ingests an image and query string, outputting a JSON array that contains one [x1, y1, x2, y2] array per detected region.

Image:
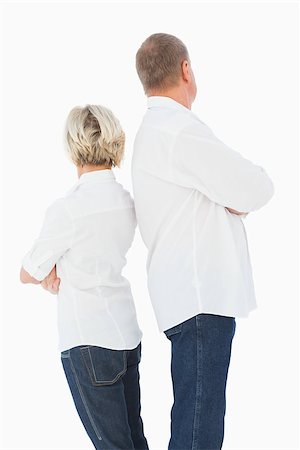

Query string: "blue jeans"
[[61, 343, 148, 450], [164, 313, 236, 450]]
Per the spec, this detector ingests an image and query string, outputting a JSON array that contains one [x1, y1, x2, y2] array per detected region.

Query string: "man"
[[132, 33, 274, 449]]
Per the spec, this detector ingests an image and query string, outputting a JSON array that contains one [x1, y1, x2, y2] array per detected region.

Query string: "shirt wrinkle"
[[132, 95, 274, 331], [22, 169, 142, 352]]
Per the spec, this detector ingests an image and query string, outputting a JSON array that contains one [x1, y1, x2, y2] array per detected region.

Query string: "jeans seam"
[[69, 353, 102, 441], [164, 323, 182, 338], [81, 347, 128, 386], [87, 347, 98, 381], [192, 316, 203, 450], [83, 348, 127, 386]]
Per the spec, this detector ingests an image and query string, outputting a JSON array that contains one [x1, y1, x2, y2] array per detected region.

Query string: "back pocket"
[[80, 346, 127, 386]]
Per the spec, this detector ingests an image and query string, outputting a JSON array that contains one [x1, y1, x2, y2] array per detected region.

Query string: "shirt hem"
[[58, 333, 143, 353], [158, 304, 258, 333]]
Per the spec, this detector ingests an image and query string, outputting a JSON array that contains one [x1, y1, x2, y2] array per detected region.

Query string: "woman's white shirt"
[[22, 169, 142, 352]]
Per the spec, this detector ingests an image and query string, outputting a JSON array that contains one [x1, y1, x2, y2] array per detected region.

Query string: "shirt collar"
[[65, 169, 115, 196], [147, 96, 192, 113], [78, 169, 115, 185], [147, 95, 206, 126]]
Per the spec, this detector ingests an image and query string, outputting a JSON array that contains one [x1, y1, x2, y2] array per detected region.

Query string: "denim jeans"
[[164, 313, 236, 450], [61, 342, 148, 450]]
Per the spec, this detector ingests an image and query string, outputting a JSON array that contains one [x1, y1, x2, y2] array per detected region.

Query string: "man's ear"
[[181, 60, 190, 83]]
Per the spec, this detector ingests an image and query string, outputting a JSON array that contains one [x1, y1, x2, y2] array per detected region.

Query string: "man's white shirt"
[[22, 169, 142, 352], [132, 95, 274, 332]]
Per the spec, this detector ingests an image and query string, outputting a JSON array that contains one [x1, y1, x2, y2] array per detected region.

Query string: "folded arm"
[[20, 267, 41, 284], [225, 207, 248, 216], [171, 121, 275, 212], [20, 198, 73, 293], [20, 265, 60, 294]]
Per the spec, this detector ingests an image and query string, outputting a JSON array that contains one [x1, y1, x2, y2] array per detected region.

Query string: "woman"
[[20, 104, 148, 450]]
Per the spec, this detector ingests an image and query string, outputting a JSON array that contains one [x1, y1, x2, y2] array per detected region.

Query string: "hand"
[[225, 207, 248, 216], [41, 265, 60, 295]]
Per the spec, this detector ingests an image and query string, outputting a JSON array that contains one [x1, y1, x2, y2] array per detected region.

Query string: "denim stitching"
[[87, 347, 98, 381], [192, 315, 203, 450], [164, 323, 182, 338], [69, 354, 102, 441], [81, 347, 127, 385], [61, 350, 70, 359]]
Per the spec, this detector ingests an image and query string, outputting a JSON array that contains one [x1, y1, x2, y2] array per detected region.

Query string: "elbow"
[[238, 173, 275, 213], [267, 177, 275, 199], [252, 168, 275, 210], [250, 177, 275, 212]]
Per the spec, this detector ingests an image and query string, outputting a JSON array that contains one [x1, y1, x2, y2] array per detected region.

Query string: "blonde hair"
[[136, 33, 189, 94], [65, 104, 125, 167]]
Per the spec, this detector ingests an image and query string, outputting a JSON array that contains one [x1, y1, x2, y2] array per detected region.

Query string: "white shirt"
[[22, 169, 142, 352], [132, 96, 274, 332]]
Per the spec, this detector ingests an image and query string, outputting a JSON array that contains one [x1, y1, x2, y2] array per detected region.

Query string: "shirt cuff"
[[21, 255, 50, 281]]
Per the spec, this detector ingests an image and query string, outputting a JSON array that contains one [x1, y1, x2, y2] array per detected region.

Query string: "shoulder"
[[157, 108, 216, 142], [177, 112, 216, 140], [114, 182, 135, 208], [44, 197, 72, 222]]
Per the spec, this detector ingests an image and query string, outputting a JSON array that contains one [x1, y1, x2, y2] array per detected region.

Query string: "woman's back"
[[23, 169, 142, 352], [20, 104, 147, 450]]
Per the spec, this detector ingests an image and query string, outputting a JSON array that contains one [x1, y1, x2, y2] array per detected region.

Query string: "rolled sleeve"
[[21, 198, 74, 280], [171, 122, 275, 212]]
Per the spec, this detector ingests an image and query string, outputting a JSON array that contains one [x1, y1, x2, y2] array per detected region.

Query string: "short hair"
[[136, 33, 189, 94], [65, 104, 125, 167]]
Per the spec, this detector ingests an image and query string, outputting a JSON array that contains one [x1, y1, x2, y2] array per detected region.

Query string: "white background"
[[1, 1, 299, 449]]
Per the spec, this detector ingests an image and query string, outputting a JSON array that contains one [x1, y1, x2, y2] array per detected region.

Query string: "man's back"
[[134, 34, 275, 449], [132, 96, 274, 332]]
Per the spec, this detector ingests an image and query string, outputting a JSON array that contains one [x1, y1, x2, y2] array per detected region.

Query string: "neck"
[[148, 87, 192, 110], [77, 164, 111, 179]]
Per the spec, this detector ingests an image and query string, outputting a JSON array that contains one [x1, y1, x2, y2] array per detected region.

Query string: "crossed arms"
[[21, 122, 272, 290], [19, 205, 246, 291], [20, 265, 60, 293]]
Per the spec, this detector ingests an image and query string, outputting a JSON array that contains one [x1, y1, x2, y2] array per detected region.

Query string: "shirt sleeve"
[[21, 198, 74, 281], [170, 121, 275, 212]]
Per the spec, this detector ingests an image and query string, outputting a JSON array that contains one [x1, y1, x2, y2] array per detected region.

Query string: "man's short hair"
[[65, 105, 125, 167], [136, 33, 189, 94]]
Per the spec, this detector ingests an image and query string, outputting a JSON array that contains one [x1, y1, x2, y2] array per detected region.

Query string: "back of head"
[[65, 105, 125, 168], [136, 33, 189, 95]]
